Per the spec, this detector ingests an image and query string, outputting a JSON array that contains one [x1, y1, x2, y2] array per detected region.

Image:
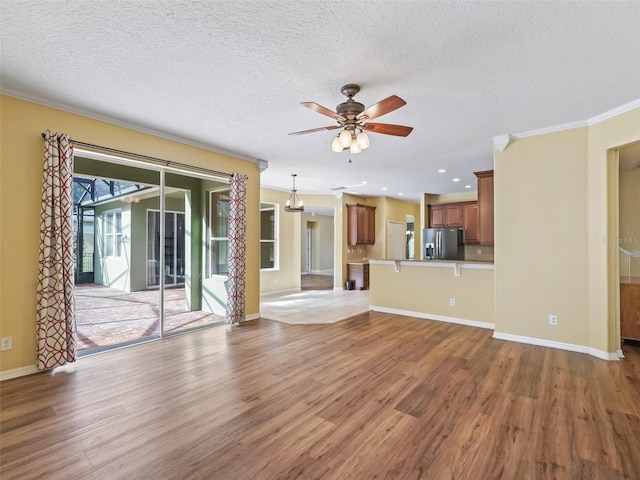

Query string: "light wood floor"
[[1, 313, 639, 479]]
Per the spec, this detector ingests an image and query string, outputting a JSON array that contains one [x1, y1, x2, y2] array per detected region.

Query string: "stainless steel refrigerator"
[[423, 228, 465, 260]]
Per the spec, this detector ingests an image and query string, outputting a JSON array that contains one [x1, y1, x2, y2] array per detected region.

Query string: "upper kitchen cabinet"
[[347, 203, 376, 245], [474, 170, 494, 245], [429, 203, 462, 227], [430, 201, 478, 243], [462, 202, 479, 243]]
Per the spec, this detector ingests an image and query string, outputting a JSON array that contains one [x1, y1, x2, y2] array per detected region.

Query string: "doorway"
[[147, 210, 186, 287], [618, 141, 640, 348], [301, 207, 335, 290]]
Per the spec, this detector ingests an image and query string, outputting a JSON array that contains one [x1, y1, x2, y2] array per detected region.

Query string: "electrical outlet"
[[477, 249, 482, 255], [1, 337, 12, 351], [449, 298, 456, 307], [549, 315, 558, 326]]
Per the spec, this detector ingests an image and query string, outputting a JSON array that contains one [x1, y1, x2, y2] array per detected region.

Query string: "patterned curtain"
[[226, 173, 247, 324], [36, 131, 76, 369]]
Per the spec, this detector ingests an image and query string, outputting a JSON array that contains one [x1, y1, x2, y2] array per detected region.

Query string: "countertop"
[[369, 259, 494, 271], [369, 259, 494, 265]]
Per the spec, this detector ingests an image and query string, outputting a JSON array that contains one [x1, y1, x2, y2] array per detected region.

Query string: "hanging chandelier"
[[284, 174, 304, 212]]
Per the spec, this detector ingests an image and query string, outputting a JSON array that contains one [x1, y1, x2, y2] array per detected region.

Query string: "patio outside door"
[[147, 210, 185, 288]]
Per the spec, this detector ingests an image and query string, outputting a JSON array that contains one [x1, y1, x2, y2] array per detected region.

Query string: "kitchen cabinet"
[[621, 278, 640, 341], [347, 262, 370, 290], [429, 203, 463, 227], [429, 201, 478, 244], [474, 170, 494, 246], [347, 203, 376, 245], [462, 203, 479, 243]]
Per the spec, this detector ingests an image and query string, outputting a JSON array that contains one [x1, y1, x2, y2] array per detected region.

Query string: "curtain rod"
[[41, 133, 233, 178]]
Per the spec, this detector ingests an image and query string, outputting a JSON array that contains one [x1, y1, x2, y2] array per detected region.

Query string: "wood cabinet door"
[[347, 204, 376, 245], [445, 205, 463, 226], [463, 203, 479, 243], [621, 283, 640, 340], [430, 205, 445, 227], [347, 263, 369, 290], [475, 170, 494, 245]]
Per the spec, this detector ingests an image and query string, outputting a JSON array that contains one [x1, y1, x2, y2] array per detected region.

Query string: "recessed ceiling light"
[[382, 187, 387, 191], [453, 178, 460, 182], [398, 193, 404, 196], [438, 169, 446, 173], [362, 180, 367, 184], [465, 185, 471, 189]]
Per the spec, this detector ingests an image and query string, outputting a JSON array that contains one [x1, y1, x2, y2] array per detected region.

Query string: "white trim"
[[308, 269, 334, 275], [492, 331, 621, 361], [246, 313, 260, 321], [370, 305, 495, 330], [495, 98, 640, 143], [507, 120, 588, 140], [617, 348, 625, 359], [1, 89, 265, 168], [619, 247, 633, 257], [0, 365, 40, 381], [587, 98, 640, 125], [493, 134, 511, 151]]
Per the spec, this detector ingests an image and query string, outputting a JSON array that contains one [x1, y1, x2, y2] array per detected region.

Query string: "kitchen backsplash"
[[347, 245, 373, 262], [464, 245, 494, 262]]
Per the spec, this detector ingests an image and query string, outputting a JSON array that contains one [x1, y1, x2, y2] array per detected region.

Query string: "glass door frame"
[[146, 209, 186, 289]]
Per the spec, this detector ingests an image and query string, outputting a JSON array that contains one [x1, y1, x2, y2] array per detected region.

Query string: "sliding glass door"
[[72, 151, 230, 354]]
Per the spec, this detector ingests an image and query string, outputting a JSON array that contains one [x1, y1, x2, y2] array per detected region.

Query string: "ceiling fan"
[[289, 84, 413, 154]]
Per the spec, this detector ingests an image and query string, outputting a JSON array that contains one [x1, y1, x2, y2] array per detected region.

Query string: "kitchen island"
[[369, 259, 495, 329]]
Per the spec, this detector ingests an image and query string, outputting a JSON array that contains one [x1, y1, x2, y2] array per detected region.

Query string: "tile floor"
[[260, 288, 370, 324]]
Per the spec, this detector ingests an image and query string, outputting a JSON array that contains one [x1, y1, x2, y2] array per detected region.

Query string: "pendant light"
[[284, 174, 304, 212]]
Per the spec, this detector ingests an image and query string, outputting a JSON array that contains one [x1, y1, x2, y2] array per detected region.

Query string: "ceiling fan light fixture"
[[349, 137, 362, 154], [339, 129, 352, 149], [331, 135, 344, 152], [356, 130, 369, 149]]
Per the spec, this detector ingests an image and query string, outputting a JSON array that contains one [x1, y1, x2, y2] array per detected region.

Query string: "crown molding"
[[494, 97, 640, 146], [587, 97, 640, 125], [1, 88, 264, 168]]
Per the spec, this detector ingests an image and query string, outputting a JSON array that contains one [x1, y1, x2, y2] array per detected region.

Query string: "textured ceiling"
[[2, 1, 639, 200]]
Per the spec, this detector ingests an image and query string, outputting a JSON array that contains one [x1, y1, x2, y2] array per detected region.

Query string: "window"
[[209, 189, 229, 277], [103, 209, 122, 257], [260, 203, 278, 270]]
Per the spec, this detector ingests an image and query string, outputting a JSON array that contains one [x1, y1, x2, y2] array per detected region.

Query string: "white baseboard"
[[492, 332, 621, 361], [0, 364, 40, 381], [245, 313, 260, 321], [370, 305, 495, 330]]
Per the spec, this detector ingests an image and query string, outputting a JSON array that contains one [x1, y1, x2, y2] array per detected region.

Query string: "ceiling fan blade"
[[361, 122, 413, 137], [288, 125, 341, 136], [357, 95, 406, 121], [301, 102, 346, 122]]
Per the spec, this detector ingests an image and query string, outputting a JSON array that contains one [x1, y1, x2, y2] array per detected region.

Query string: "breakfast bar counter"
[[368, 259, 495, 329]]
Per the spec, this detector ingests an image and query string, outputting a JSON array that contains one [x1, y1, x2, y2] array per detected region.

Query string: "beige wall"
[[0, 95, 261, 373], [619, 169, 640, 276], [495, 106, 640, 354], [370, 262, 495, 325], [259, 188, 301, 293]]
